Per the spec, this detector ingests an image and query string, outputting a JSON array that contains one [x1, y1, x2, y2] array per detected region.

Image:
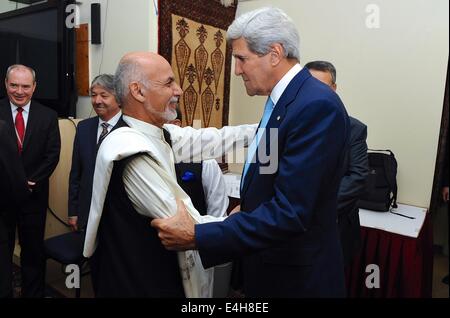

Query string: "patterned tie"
[[241, 96, 274, 186], [15, 107, 25, 153], [98, 122, 110, 145]]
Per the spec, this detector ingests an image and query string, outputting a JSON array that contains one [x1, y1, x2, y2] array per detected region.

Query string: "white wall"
[[75, 0, 158, 118], [228, 0, 449, 208], [0, 1, 33, 14], [2, 0, 447, 208]]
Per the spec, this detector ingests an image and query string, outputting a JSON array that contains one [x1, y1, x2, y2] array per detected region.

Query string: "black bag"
[[358, 149, 398, 212]]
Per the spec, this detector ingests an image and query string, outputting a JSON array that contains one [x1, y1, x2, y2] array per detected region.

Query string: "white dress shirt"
[[10, 102, 31, 128], [270, 63, 302, 106], [202, 159, 228, 218]]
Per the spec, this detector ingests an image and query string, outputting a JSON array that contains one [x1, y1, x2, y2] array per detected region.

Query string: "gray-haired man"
[[68, 74, 122, 232]]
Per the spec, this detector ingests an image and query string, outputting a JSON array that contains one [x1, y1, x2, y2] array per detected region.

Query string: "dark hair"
[[305, 60, 337, 84]]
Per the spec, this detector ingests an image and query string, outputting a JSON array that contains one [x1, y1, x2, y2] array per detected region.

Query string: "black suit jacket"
[[68, 115, 122, 229], [0, 120, 29, 214], [337, 116, 368, 266], [0, 98, 60, 214]]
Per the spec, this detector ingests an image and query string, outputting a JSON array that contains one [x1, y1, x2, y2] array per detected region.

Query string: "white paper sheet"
[[359, 204, 428, 238]]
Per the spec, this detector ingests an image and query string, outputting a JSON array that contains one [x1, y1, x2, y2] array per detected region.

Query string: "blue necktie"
[[242, 96, 274, 186]]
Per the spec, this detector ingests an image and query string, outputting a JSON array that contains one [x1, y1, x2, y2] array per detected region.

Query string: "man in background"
[[305, 60, 369, 267], [0, 120, 30, 298], [68, 74, 122, 232], [0, 64, 60, 297]]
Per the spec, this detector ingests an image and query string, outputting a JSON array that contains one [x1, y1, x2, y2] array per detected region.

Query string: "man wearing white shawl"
[[83, 52, 255, 297]]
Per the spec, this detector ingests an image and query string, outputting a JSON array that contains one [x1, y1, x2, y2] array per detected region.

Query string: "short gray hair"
[[91, 74, 116, 94], [5, 64, 36, 83], [227, 7, 300, 61], [114, 58, 150, 105]]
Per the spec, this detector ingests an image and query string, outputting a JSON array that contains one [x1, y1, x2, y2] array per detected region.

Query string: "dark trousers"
[[0, 211, 15, 298], [0, 209, 47, 298]]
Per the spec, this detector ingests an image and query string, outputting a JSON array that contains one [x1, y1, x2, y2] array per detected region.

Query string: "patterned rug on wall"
[[158, 0, 237, 129]]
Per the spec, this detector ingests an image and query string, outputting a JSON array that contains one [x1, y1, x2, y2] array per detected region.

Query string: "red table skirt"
[[346, 212, 433, 298]]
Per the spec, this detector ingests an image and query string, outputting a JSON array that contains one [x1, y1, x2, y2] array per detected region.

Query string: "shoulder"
[[349, 117, 366, 129], [30, 100, 58, 118], [349, 117, 367, 136], [0, 119, 7, 136], [77, 116, 98, 128], [0, 98, 10, 107]]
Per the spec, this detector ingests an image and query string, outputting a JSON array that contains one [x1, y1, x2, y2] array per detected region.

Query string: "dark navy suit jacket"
[[68, 117, 99, 230], [69, 116, 124, 230], [195, 68, 350, 297]]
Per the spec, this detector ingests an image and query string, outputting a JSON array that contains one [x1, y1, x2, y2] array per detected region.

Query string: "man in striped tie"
[[68, 74, 122, 233]]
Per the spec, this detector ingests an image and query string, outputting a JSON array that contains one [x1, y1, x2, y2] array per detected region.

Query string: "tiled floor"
[[13, 244, 448, 298]]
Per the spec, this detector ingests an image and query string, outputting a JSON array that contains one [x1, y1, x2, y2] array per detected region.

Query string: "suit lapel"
[[240, 68, 311, 198], [88, 117, 99, 158], [21, 101, 37, 153], [0, 99, 22, 151]]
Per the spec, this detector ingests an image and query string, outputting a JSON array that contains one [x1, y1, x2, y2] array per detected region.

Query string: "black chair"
[[43, 231, 88, 298]]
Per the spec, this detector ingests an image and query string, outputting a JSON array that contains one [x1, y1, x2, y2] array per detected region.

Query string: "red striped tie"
[[15, 107, 25, 153]]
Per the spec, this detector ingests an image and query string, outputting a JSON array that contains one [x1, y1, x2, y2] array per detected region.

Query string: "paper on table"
[[359, 203, 427, 238]]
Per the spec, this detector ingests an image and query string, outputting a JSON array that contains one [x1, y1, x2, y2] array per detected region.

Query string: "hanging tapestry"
[[158, 0, 237, 128]]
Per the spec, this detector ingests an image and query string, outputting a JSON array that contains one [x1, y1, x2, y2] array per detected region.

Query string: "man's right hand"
[[68, 216, 78, 231]]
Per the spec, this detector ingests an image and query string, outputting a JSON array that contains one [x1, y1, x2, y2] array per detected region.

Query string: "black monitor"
[[0, 0, 76, 117]]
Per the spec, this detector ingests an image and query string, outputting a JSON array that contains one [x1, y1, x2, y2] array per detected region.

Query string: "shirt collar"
[[122, 115, 164, 140], [270, 63, 302, 107], [99, 110, 122, 127], [10, 101, 31, 113]]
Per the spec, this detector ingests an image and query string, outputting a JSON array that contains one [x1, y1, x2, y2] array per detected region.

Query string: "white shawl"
[[83, 127, 224, 297]]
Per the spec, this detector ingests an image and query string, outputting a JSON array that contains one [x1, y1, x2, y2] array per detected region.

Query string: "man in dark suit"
[[0, 64, 60, 297], [305, 60, 369, 267], [152, 7, 350, 297], [68, 74, 122, 232], [0, 120, 30, 298]]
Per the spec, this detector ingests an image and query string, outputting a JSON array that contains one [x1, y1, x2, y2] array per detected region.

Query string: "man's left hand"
[[151, 199, 196, 251]]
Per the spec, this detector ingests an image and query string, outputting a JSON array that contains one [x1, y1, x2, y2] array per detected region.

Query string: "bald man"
[[83, 52, 256, 297]]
